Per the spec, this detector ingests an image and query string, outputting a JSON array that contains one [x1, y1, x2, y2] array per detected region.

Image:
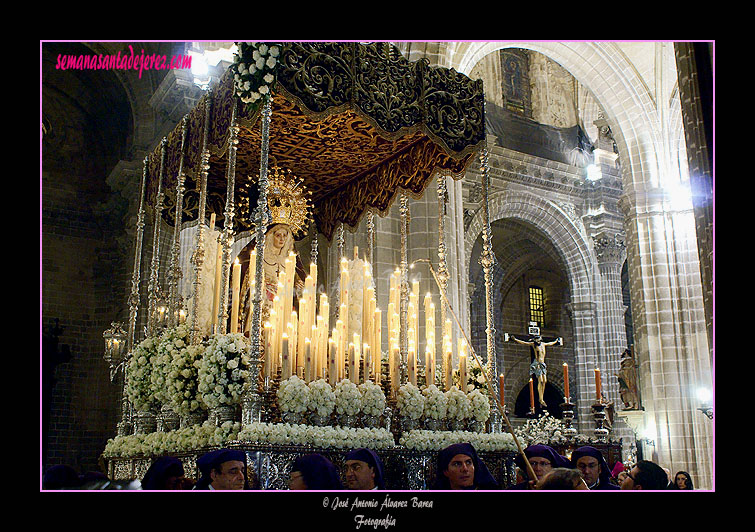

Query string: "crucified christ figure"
[[507, 334, 562, 408]]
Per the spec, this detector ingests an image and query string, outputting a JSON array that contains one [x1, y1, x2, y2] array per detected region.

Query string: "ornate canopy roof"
[[146, 42, 485, 241]]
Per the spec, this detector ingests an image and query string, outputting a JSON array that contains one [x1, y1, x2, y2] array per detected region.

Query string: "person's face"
[[675, 474, 688, 489], [529, 457, 553, 480], [210, 460, 245, 490], [575, 456, 601, 486], [288, 471, 307, 490], [164, 475, 187, 490], [444, 454, 475, 489], [344, 459, 376, 490], [273, 228, 288, 250], [621, 466, 641, 490]]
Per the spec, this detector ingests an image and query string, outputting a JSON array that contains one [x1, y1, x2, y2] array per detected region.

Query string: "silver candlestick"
[[560, 400, 578, 438], [591, 402, 610, 441]]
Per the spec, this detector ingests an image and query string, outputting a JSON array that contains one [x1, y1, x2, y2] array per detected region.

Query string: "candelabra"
[[591, 402, 610, 441], [559, 400, 577, 438]]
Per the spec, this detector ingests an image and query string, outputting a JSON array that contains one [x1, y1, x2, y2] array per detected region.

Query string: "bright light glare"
[[586, 164, 602, 181], [190, 52, 209, 77], [696, 387, 712, 404]]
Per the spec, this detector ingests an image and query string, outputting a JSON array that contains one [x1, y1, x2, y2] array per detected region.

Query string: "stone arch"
[[450, 41, 671, 196], [465, 188, 596, 304]]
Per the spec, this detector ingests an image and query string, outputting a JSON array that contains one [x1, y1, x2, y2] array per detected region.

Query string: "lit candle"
[[459, 352, 467, 393], [444, 340, 453, 391], [563, 363, 570, 402], [328, 337, 337, 386], [304, 338, 312, 383], [425, 347, 435, 386], [373, 308, 382, 383], [529, 378, 535, 410], [230, 258, 241, 333], [595, 368, 602, 402], [408, 342, 416, 386], [263, 321, 272, 379], [363, 343, 370, 383], [281, 332, 290, 380], [390, 343, 400, 396], [499, 374, 505, 406], [211, 233, 223, 331]]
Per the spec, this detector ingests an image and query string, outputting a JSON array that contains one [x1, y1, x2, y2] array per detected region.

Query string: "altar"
[[100, 42, 621, 490]]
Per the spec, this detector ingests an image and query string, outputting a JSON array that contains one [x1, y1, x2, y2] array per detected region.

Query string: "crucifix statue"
[[505, 324, 562, 408]]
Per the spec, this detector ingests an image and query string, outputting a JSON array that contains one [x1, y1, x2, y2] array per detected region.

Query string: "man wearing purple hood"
[[432, 442, 499, 490], [570, 446, 620, 490], [507, 444, 570, 490], [343, 448, 386, 490]]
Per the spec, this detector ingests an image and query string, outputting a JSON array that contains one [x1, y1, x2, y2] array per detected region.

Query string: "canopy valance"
[[145, 42, 485, 240]]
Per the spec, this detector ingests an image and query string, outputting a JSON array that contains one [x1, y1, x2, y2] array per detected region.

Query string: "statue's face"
[[272, 227, 288, 250]]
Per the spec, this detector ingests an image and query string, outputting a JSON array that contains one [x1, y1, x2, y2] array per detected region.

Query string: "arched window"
[[528, 285, 544, 327]]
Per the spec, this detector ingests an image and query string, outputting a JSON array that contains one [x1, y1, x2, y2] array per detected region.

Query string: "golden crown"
[[267, 165, 312, 236]]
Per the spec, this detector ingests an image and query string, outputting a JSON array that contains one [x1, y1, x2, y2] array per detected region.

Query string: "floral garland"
[[397, 383, 425, 420], [277, 375, 311, 414], [358, 380, 386, 417], [197, 332, 250, 410], [422, 384, 448, 420], [334, 379, 362, 416], [399, 429, 516, 453], [151, 324, 191, 406], [445, 386, 472, 421], [231, 42, 281, 108], [513, 411, 593, 447], [307, 378, 336, 418], [468, 388, 491, 423], [103, 420, 242, 458], [165, 343, 205, 416], [125, 336, 161, 412], [237, 422, 395, 450]]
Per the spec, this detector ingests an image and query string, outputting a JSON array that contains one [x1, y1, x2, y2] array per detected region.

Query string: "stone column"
[[593, 232, 628, 405], [565, 301, 599, 433], [619, 187, 713, 489]]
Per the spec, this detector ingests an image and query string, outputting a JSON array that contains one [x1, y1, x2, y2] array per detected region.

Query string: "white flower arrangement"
[[125, 335, 161, 412], [468, 388, 491, 423], [399, 429, 516, 453], [359, 380, 386, 417], [236, 422, 395, 450], [453, 363, 490, 396], [151, 324, 192, 406], [165, 342, 205, 416], [103, 420, 243, 458], [445, 386, 472, 421], [397, 382, 425, 420], [334, 379, 362, 416], [277, 375, 311, 414], [422, 384, 447, 420], [231, 42, 281, 107], [307, 378, 336, 418], [197, 332, 250, 410], [512, 411, 594, 447]]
